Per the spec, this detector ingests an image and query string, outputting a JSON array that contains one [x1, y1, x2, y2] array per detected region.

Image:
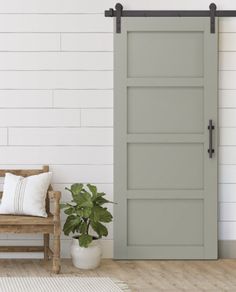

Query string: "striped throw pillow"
[[0, 172, 52, 217]]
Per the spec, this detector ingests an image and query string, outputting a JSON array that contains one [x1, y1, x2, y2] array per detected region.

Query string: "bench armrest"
[[48, 191, 61, 201], [47, 191, 61, 223]]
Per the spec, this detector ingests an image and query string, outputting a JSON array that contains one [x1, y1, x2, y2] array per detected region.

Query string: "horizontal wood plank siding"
[[0, 0, 236, 258], [0, 52, 112, 70], [8, 128, 113, 146], [0, 15, 112, 33], [0, 71, 113, 89]]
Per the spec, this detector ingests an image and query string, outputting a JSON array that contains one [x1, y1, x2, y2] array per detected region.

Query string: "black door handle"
[[208, 119, 215, 158]]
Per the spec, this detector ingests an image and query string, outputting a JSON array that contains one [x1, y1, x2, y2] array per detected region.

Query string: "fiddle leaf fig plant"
[[61, 183, 113, 248]]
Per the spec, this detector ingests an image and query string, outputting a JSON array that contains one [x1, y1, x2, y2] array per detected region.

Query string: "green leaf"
[[83, 208, 92, 218], [97, 192, 106, 197], [99, 209, 113, 223], [91, 221, 108, 238], [90, 206, 100, 222], [79, 221, 88, 234], [88, 184, 100, 204], [60, 202, 76, 209], [71, 183, 84, 196], [77, 192, 93, 208], [77, 207, 92, 218], [72, 184, 84, 202], [91, 206, 113, 223], [60, 203, 67, 209], [65, 183, 84, 201], [87, 184, 97, 196], [77, 209, 84, 217], [64, 208, 75, 215], [63, 215, 81, 236], [94, 196, 112, 205], [79, 234, 93, 248]]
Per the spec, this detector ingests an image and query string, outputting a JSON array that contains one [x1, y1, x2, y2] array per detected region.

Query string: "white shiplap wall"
[[0, 0, 235, 258]]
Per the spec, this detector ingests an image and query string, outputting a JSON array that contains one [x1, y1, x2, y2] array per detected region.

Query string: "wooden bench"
[[0, 165, 61, 274]]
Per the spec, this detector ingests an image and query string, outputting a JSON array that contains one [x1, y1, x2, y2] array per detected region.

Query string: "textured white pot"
[[71, 237, 102, 269]]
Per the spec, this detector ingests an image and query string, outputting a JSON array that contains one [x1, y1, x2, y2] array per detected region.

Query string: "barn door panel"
[[114, 17, 218, 259]]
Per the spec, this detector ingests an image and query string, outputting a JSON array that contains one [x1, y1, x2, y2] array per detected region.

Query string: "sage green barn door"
[[114, 17, 218, 259]]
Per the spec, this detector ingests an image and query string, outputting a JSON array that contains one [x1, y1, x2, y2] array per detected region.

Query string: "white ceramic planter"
[[71, 237, 102, 269]]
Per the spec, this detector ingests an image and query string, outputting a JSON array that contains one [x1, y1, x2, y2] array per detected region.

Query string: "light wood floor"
[[0, 259, 236, 291]]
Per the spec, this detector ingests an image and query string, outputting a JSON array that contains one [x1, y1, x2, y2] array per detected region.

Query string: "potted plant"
[[61, 183, 113, 269]]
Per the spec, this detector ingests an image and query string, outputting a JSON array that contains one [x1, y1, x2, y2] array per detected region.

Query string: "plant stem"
[[86, 220, 90, 235]]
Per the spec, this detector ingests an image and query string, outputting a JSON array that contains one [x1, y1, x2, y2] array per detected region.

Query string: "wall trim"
[[219, 240, 236, 258], [0, 239, 113, 259], [0, 240, 234, 259]]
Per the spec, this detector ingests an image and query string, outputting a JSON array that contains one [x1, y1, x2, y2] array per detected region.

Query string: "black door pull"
[[208, 120, 215, 158]]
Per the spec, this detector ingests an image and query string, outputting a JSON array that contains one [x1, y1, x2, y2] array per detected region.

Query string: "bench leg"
[[44, 234, 50, 260], [43, 234, 49, 260], [52, 190, 61, 274], [52, 235, 60, 274]]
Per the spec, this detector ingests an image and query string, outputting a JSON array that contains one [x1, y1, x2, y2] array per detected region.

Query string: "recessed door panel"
[[127, 87, 204, 134], [128, 143, 204, 190], [127, 199, 204, 246], [128, 31, 204, 77]]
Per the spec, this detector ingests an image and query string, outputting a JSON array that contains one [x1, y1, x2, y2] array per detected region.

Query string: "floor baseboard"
[[0, 240, 233, 259], [0, 239, 113, 259], [219, 240, 236, 259]]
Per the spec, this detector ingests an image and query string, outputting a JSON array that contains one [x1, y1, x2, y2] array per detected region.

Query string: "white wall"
[[0, 0, 235, 258]]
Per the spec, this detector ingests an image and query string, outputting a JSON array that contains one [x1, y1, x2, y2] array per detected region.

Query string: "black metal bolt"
[[209, 3, 217, 10], [115, 3, 123, 11]]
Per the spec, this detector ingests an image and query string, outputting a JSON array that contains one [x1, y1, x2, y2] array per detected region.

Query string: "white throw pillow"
[[0, 172, 52, 217]]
